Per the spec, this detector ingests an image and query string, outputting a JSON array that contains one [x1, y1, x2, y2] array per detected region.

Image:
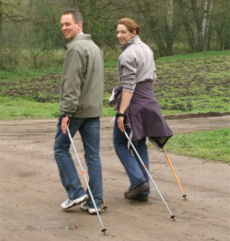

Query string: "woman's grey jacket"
[[118, 35, 157, 93]]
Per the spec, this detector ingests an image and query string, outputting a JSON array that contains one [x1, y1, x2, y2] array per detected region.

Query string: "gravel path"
[[0, 115, 229, 241]]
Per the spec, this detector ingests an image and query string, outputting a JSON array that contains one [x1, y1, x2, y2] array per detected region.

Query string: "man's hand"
[[61, 116, 70, 134], [117, 116, 125, 132]]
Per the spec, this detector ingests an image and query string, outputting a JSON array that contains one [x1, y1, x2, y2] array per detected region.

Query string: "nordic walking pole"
[[67, 127, 107, 233], [162, 147, 187, 200], [124, 131, 175, 220]]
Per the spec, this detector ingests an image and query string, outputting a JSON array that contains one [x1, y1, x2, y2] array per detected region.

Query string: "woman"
[[113, 18, 173, 201]]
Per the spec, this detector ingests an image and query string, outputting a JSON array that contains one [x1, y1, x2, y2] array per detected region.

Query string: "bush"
[[0, 49, 19, 70], [0, 48, 64, 70]]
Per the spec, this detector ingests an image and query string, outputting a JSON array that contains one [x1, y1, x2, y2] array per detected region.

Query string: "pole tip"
[[182, 194, 187, 200], [170, 215, 176, 221], [101, 228, 107, 234]]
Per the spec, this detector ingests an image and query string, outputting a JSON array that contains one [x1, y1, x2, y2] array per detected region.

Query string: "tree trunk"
[[166, 0, 174, 54], [191, 0, 200, 32], [204, 0, 213, 49], [0, 1, 3, 55], [198, 0, 214, 50], [176, 0, 197, 50], [167, 0, 173, 30]]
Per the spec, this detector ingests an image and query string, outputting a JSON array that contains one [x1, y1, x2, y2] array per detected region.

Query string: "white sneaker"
[[80, 201, 89, 211], [80, 201, 102, 215], [61, 194, 88, 209]]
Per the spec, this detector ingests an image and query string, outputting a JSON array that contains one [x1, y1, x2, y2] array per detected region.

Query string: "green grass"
[[0, 49, 229, 118], [104, 59, 118, 68], [156, 50, 230, 62], [104, 49, 230, 67], [158, 95, 230, 115], [154, 53, 230, 115], [0, 95, 115, 119], [104, 49, 120, 68], [0, 67, 60, 82], [165, 128, 230, 163], [103, 50, 230, 115], [103, 106, 116, 116], [0, 96, 59, 119]]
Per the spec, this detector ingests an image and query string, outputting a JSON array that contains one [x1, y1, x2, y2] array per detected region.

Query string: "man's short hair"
[[61, 8, 82, 23]]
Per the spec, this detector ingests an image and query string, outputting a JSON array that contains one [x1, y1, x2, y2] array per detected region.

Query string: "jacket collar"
[[66, 33, 91, 49], [121, 35, 141, 51]]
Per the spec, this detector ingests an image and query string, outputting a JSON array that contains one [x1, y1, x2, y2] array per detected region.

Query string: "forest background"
[[0, 0, 229, 69]]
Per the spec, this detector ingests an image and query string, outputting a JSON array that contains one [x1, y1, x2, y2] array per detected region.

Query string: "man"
[[54, 9, 104, 214]]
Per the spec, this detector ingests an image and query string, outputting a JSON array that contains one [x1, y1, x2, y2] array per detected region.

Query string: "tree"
[[67, 0, 117, 50], [211, 0, 230, 49], [175, 0, 214, 51], [199, 0, 213, 50], [0, 1, 3, 54], [0, 0, 21, 51], [132, 0, 179, 56], [0, 0, 27, 68]]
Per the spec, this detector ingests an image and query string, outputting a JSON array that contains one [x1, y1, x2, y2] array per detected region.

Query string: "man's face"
[[60, 14, 81, 40]]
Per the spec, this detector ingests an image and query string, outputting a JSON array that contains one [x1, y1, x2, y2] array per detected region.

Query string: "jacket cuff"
[[60, 112, 72, 118]]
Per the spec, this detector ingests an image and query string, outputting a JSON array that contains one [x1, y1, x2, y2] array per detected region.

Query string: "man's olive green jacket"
[[59, 33, 104, 118]]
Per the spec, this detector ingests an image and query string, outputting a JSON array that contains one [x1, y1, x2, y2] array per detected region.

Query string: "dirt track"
[[0, 116, 230, 241]]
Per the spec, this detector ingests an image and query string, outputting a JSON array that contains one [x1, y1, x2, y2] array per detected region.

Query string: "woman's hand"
[[117, 116, 125, 132], [117, 91, 133, 132]]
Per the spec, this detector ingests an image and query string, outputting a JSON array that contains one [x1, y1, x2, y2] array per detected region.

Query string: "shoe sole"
[[88, 205, 107, 215], [88, 208, 102, 215], [62, 195, 89, 210], [80, 201, 88, 212], [80, 205, 102, 215], [133, 195, 148, 202], [81, 202, 107, 215], [125, 182, 149, 199]]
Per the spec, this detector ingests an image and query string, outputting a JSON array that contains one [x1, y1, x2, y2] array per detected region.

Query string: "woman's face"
[[117, 24, 136, 46]]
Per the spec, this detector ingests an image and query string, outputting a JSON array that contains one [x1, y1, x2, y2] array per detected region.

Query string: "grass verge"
[[0, 96, 115, 119], [165, 128, 230, 163], [0, 96, 59, 119]]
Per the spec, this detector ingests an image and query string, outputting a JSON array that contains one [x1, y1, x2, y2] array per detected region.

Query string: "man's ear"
[[77, 21, 82, 29]]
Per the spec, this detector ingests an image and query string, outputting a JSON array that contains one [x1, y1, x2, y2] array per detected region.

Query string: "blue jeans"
[[54, 116, 103, 208], [113, 121, 149, 193]]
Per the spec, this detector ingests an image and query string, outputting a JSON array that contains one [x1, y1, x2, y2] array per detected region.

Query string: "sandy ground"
[[0, 116, 230, 241]]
